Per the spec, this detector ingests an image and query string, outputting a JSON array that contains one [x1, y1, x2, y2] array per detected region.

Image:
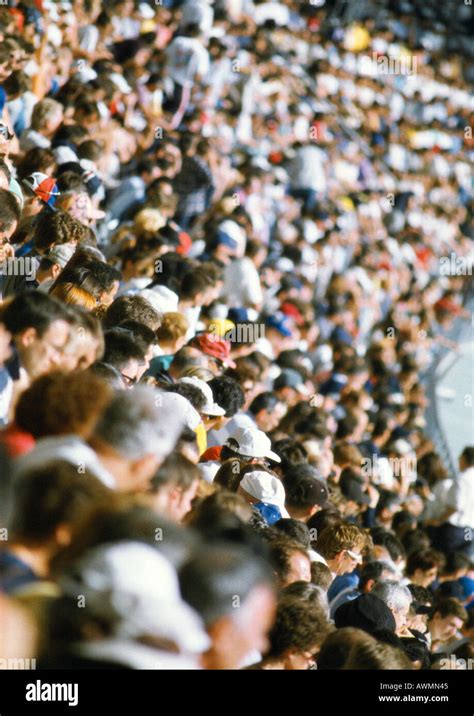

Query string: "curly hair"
[[15, 371, 112, 439], [267, 598, 332, 658]]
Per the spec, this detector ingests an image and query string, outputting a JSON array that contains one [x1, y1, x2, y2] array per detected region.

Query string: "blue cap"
[[265, 312, 293, 337], [228, 307, 250, 323], [213, 230, 238, 250], [254, 502, 282, 526]]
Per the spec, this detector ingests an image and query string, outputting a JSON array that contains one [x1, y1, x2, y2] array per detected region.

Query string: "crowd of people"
[[0, 0, 473, 671]]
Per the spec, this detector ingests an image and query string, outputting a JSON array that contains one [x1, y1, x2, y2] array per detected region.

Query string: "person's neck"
[[87, 437, 125, 484], [9, 543, 52, 578]]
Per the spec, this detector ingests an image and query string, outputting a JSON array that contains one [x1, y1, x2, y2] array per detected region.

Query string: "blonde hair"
[[156, 312, 189, 343], [31, 99, 63, 131], [316, 523, 365, 560]]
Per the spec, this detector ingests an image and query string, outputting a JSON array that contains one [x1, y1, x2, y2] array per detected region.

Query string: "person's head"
[[407, 584, 433, 634], [155, 312, 189, 354], [0, 188, 21, 243], [371, 528, 406, 571], [264, 597, 332, 669], [148, 454, 201, 523], [249, 392, 285, 433], [89, 385, 184, 492], [317, 627, 375, 670], [371, 581, 412, 634], [116, 320, 158, 378], [179, 544, 276, 669], [33, 210, 88, 253], [269, 539, 312, 588], [428, 598, 468, 644], [207, 375, 245, 419], [14, 371, 112, 440], [343, 639, 412, 670], [283, 466, 330, 522], [273, 518, 311, 550], [102, 328, 146, 387], [459, 446, 474, 472], [104, 295, 162, 332], [2, 292, 71, 379], [280, 581, 329, 613], [49, 282, 97, 311], [8, 461, 110, 561], [440, 552, 471, 581], [315, 523, 365, 576], [406, 549, 442, 588], [359, 561, 396, 593], [30, 98, 64, 137]]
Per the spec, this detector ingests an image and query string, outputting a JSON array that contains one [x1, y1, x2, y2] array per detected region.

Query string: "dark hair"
[[460, 446, 474, 467], [117, 320, 157, 351], [249, 392, 279, 416], [15, 371, 111, 439], [0, 158, 11, 181], [370, 528, 405, 563], [336, 413, 358, 440], [165, 383, 206, 412], [179, 544, 274, 626], [272, 439, 308, 471], [2, 291, 71, 337], [150, 453, 200, 494], [273, 518, 311, 549], [359, 561, 387, 591], [9, 461, 110, 544], [406, 549, 442, 577], [104, 295, 162, 331], [207, 376, 244, 417], [266, 599, 331, 658], [103, 328, 146, 370], [88, 361, 125, 389], [441, 552, 471, 576], [33, 210, 88, 252], [268, 539, 309, 584], [430, 598, 468, 623]]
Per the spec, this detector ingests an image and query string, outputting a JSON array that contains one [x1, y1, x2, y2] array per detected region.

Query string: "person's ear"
[[130, 454, 160, 490], [307, 504, 319, 519], [55, 523, 72, 547], [365, 578, 375, 592], [18, 326, 37, 347], [51, 263, 62, 279]]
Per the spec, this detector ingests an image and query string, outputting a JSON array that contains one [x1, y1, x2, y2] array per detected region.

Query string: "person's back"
[[166, 35, 210, 88]]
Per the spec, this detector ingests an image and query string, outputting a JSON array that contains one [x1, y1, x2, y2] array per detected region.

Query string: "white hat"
[[179, 377, 225, 417], [60, 541, 210, 654], [141, 286, 179, 314], [156, 391, 201, 431], [225, 427, 281, 463], [240, 472, 287, 513]]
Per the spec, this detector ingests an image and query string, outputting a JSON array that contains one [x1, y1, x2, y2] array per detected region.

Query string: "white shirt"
[[224, 257, 263, 307], [165, 37, 210, 87], [16, 435, 116, 489], [287, 146, 327, 192], [447, 467, 474, 529]]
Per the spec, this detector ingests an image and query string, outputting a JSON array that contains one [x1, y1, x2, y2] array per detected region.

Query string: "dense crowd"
[[0, 0, 473, 670]]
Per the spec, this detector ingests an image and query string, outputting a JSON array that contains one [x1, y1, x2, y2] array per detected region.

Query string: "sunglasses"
[[345, 549, 363, 564]]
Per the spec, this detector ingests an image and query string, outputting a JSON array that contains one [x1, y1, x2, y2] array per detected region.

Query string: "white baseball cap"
[[156, 391, 201, 431], [240, 471, 287, 514], [179, 376, 225, 417], [225, 427, 281, 463], [60, 541, 210, 655]]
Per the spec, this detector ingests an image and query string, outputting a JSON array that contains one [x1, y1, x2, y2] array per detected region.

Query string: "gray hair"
[[372, 580, 412, 611], [93, 385, 185, 461]]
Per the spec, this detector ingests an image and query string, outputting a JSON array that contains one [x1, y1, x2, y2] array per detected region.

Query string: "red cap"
[[194, 333, 236, 368]]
